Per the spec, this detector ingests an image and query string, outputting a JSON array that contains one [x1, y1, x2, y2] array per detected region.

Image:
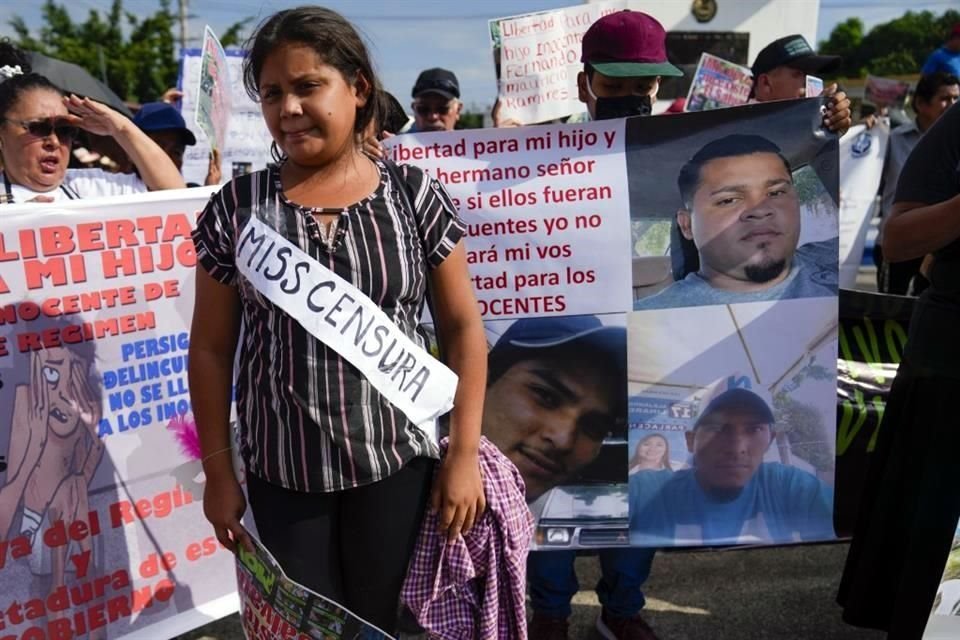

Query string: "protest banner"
[[0, 188, 241, 640], [386, 97, 839, 549], [179, 48, 272, 188], [684, 52, 752, 112], [236, 535, 392, 640], [195, 26, 232, 154], [834, 289, 912, 538], [864, 75, 911, 109], [837, 124, 889, 289], [489, 0, 626, 124]]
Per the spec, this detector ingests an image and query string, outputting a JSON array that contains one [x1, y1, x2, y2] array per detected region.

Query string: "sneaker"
[[528, 612, 570, 640], [595, 608, 660, 640]]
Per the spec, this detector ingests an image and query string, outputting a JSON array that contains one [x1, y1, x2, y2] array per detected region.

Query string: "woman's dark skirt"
[[838, 359, 960, 639]]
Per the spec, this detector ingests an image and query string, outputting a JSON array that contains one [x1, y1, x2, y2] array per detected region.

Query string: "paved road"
[[174, 542, 884, 640]]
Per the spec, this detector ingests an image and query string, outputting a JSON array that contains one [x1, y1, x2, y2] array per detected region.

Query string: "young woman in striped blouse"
[[187, 6, 487, 632]]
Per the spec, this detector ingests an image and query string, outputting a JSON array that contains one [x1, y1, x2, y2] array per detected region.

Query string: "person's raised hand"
[[63, 95, 125, 137], [822, 84, 852, 136]]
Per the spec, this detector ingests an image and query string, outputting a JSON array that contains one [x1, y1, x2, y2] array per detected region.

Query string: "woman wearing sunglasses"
[[0, 42, 183, 205]]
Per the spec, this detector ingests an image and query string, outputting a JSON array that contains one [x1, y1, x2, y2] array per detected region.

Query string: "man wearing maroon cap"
[[575, 10, 682, 121], [528, 13, 666, 640], [921, 24, 960, 78]]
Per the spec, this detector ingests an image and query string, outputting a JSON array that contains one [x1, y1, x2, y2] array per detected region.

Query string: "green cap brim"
[[590, 61, 684, 78]]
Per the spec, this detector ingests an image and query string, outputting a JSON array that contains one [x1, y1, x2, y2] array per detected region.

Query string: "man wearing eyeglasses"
[[410, 68, 462, 133]]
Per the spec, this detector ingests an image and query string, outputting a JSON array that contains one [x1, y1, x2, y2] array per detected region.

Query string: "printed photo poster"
[[179, 48, 273, 187], [624, 98, 839, 547], [237, 535, 393, 640], [0, 188, 241, 639], [627, 98, 838, 310], [385, 119, 633, 549], [627, 300, 838, 547], [195, 26, 232, 154], [658, 31, 751, 102], [684, 53, 752, 112], [489, 0, 626, 125], [864, 75, 911, 110]]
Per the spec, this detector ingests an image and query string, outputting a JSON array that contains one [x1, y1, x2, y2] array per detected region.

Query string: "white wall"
[[588, 0, 821, 65]]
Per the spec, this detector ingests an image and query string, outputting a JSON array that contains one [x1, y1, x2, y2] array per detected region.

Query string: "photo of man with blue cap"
[[629, 377, 834, 547]]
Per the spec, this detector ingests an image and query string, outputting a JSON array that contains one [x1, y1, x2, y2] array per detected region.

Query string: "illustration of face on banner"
[[0, 190, 238, 639]]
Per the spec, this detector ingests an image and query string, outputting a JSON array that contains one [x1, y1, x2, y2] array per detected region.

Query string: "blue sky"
[[2, 0, 956, 108]]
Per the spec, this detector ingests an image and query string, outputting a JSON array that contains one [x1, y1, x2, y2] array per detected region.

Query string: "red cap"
[[580, 10, 683, 78], [951, 23, 960, 39]]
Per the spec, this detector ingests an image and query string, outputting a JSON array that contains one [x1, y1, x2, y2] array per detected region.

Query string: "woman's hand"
[[203, 466, 253, 554], [63, 95, 125, 137], [431, 448, 485, 543]]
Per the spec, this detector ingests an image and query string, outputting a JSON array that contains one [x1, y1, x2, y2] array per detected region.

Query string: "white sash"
[[235, 217, 457, 440]]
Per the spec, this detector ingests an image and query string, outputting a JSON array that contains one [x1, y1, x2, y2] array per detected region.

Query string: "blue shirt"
[[634, 237, 838, 310], [921, 47, 960, 77], [629, 462, 834, 546]]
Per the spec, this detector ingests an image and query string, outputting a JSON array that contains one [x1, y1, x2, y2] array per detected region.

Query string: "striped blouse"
[[192, 160, 465, 492]]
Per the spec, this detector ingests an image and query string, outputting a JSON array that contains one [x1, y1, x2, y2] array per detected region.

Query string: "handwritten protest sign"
[[684, 53, 752, 112], [490, 0, 625, 124], [195, 26, 232, 152]]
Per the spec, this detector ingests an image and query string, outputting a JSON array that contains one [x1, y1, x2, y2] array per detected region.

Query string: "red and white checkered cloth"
[[401, 436, 534, 639]]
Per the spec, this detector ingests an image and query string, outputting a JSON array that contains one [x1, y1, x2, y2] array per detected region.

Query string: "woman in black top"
[[839, 102, 960, 638]]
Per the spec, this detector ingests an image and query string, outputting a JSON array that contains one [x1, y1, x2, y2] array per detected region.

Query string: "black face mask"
[[594, 94, 653, 121]]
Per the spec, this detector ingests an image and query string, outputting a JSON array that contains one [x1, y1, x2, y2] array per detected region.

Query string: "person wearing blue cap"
[[133, 101, 221, 186], [629, 381, 834, 546], [483, 315, 626, 503]]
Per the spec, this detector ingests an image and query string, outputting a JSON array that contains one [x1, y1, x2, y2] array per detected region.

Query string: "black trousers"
[[247, 457, 434, 632]]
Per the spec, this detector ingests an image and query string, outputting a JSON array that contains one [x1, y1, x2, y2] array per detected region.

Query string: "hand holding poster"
[[684, 53, 752, 112], [237, 535, 393, 640], [196, 26, 232, 152]]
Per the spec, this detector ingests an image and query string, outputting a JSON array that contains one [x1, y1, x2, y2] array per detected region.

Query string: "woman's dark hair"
[[0, 40, 63, 121], [242, 7, 386, 143]]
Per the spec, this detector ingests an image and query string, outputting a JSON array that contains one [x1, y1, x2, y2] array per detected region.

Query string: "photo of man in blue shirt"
[[629, 381, 834, 546], [634, 134, 838, 310]]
